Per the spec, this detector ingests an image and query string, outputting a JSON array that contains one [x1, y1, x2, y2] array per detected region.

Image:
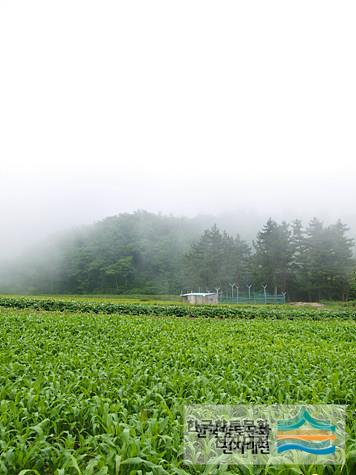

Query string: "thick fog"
[[1, 1, 356, 259]]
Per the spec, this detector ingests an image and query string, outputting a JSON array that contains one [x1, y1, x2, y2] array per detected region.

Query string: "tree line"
[[186, 218, 354, 300], [1, 211, 355, 300]]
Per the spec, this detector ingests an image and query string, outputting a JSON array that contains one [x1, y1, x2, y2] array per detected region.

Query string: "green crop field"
[[0, 294, 182, 306], [0, 301, 355, 474]]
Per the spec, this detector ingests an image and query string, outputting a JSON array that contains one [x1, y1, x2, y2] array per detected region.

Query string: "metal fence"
[[218, 292, 286, 305]]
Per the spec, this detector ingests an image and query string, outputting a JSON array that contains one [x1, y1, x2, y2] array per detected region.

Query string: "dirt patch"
[[289, 302, 325, 308]]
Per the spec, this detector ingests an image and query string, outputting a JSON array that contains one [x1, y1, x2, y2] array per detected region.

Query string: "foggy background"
[[1, 1, 356, 260]]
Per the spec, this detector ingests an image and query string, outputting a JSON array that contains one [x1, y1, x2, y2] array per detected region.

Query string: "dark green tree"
[[253, 219, 293, 294], [303, 218, 354, 300], [289, 219, 308, 299], [185, 225, 251, 290]]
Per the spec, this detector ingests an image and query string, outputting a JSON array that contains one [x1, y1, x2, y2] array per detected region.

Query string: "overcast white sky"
[[1, 1, 356, 257]]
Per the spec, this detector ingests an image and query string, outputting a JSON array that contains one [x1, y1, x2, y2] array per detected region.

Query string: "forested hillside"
[[0, 211, 354, 300]]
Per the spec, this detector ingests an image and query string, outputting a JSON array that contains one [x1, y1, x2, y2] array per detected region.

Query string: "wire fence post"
[[229, 283, 235, 299], [215, 288, 220, 302], [263, 285, 267, 304], [248, 284, 252, 302]]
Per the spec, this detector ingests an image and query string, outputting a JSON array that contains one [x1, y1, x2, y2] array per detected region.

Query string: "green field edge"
[[0, 296, 355, 319]]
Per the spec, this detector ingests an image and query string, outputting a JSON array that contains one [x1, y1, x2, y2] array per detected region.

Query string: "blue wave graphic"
[[277, 444, 336, 455], [277, 408, 336, 432], [276, 439, 331, 449]]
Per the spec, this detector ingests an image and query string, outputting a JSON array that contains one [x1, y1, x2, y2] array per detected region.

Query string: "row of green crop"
[[0, 308, 355, 474], [0, 296, 355, 319]]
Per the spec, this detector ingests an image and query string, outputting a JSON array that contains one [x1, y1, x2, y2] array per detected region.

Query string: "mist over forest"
[[1, 210, 354, 301], [1, 2, 356, 473], [1, 1, 356, 303]]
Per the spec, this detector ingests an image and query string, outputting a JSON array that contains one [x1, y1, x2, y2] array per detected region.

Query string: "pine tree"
[[185, 225, 251, 290], [304, 218, 354, 300], [289, 219, 308, 299], [253, 219, 293, 294]]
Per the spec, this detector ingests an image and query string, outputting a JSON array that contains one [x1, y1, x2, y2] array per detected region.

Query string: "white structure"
[[180, 292, 218, 305]]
